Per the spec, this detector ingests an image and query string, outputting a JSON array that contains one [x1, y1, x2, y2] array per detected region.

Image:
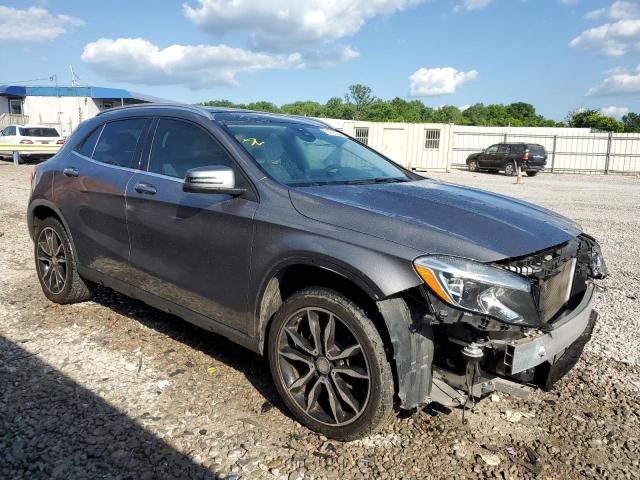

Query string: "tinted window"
[[497, 144, 509, 154], [18, 127, 59, 137], [92, 119, 146, 168], [148, 119, 233, 179], [486, 145, 498, 154], [528, 145, 545, 155], [74, 125, 103, 158]]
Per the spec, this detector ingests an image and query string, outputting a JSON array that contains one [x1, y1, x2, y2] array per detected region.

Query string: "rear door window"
[[74, 126, 104, 158], [92, 119, 147, 168], [148, 118, 233, 179], [498, 144, 509, 154]]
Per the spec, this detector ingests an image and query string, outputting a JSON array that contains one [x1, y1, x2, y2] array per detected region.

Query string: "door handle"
[[134, 182, 157, 195], [63, 167, 79, 177]]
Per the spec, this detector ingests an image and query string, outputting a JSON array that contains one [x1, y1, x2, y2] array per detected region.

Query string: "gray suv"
[[28, 105, 607, 440]]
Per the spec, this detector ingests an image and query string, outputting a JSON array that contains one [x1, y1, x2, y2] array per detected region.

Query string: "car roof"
[[96, 103, 330, 128], [500, 142, 544, 146]]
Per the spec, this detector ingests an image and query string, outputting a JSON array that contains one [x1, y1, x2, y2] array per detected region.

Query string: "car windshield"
[[223, 122, 411, 186], [19, 127, 59, 137]]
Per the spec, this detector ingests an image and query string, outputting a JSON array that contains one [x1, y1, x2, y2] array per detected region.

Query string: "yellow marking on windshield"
[[242, 137, 264, 146]]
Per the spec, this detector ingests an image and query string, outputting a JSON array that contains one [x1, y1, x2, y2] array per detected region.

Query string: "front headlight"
[[414, 256, 539, 325]]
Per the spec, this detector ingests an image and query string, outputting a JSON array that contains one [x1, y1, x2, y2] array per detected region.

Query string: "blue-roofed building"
[[0, 85, 171, 136]]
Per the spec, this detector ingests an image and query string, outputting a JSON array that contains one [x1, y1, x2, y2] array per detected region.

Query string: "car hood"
[[289, 179, 582, 262]]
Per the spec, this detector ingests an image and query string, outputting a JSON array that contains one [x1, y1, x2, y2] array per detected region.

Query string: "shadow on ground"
[[90, 286, 286, 415], [0, 335, 216, 479]]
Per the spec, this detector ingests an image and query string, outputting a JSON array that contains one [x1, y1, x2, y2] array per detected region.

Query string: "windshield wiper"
[[342, 177, 410, 185]]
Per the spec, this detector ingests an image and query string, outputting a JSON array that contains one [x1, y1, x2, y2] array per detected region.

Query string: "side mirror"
[[183, 166, 246, 196]]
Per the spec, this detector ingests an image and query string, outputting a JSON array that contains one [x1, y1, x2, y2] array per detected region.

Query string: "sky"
[[0, 0, 639, 121]]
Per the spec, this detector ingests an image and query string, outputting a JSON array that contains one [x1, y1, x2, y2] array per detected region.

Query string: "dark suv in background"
[[466, 142, 547, 176], [28, 105, 606, 440]]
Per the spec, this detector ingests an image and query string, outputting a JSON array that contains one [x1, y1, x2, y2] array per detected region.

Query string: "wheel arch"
[[28, 200, 77, 256], [256, 258, 385, 353]]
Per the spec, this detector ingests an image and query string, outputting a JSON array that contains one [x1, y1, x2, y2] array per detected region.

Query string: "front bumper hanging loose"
[[505, 283, 596, 375]]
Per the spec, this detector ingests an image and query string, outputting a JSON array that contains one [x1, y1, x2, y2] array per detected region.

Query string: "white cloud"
[[601, 105, 629, 118], [409, 67, 479, 96], [453, 0, 491, 13], [570, 1, 640, 56], [0, 6, 83, 42], [560, 0, 580, 5], [81, 38, 302, 89], [183, 0, 425, 50], [587, 65, 640, 96]]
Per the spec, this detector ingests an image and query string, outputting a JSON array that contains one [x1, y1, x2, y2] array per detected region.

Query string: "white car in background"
[[0, 124, 65, 160]]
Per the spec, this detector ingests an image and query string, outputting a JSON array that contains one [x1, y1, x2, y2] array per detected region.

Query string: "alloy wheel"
[[276, 307, 371, 426], [37, 227, 67, 294], [505, 161, 516, 176], [469, 160, 478, 172]]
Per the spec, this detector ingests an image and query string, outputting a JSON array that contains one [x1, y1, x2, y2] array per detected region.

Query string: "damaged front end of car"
[[378, 234, 608, 410]]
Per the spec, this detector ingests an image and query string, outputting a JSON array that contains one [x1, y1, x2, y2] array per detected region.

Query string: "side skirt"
[[78, 265, 261, 354]]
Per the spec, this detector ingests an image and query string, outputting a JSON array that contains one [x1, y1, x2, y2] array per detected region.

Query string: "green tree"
[[622, 112, 640, 133], [324, 97, 353, 119], [345, 84, 375, 120], [245, 101, 280, 113], [280, 101, 325, 117], [567, 109, 624, 132]]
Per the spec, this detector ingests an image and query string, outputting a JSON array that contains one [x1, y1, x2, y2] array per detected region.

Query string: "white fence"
[[322, 119, 640, 174]]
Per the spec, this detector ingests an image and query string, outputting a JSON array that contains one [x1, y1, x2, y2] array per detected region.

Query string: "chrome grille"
[[539, 258, 576, 322]]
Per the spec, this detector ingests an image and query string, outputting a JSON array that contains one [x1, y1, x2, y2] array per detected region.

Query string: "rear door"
[[125, 117, 258, 333], [496, 144, 510, 169], [53, 118, 149, 278]]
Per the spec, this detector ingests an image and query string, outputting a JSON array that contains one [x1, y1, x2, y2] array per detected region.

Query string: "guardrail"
[[0, 144, 62, 165]]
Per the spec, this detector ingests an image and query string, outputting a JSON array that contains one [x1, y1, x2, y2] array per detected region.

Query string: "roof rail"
[[96, 103, 211, 119]]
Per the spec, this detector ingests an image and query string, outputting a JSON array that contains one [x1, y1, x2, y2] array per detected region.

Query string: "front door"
[[54, 118, 148, 277], [125, 117, 258, 333], [480, 144, 499, 169]]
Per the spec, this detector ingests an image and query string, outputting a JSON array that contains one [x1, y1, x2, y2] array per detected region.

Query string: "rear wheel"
[[526, 170, 539, 177], [268, 287, 394, 441], [34, 217, 93, 304], [504, 161, 517, 176], [468, 160, 479, 172]]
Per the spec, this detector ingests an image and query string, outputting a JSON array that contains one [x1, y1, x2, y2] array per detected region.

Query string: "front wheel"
[[468, 160, 479, 172], [267, 287, 394, 441], [526, 170, 539, 177]]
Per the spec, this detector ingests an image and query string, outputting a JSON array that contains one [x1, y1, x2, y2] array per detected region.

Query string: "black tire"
[[34, 217, 93, 304], [504, 161, 517, 176], [267, 287, 395, 441], [468, 160, 479, 172], [526, 170, 539, 177]]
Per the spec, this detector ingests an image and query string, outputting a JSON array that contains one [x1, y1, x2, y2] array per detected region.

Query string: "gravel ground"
[[1, 162, 639, 480]]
